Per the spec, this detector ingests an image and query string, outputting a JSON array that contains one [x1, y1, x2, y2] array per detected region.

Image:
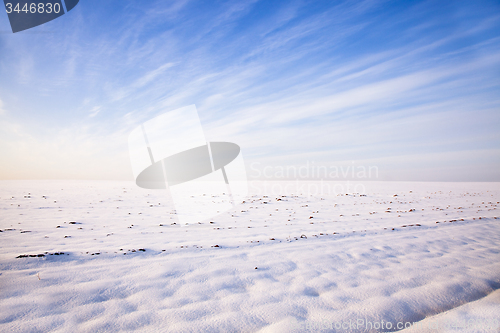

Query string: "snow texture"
[[1, 180, 499, 332]]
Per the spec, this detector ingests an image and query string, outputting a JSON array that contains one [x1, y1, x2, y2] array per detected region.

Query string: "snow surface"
[[400, 289, 500, 333], [0, 180, 499, 332]]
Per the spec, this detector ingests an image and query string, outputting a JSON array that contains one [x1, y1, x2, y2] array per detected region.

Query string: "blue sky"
[[0, 0, 499, 181]]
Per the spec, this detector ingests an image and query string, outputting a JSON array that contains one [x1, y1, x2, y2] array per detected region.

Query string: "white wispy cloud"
[[89, 106, 102, 117], [0, 0, 499, 181]]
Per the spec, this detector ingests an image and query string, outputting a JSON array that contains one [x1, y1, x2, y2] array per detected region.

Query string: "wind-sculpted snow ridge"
[[0, 180, 499, 332]]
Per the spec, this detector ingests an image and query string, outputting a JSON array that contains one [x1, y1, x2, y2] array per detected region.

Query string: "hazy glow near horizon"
[[0, 0, 499, 181]]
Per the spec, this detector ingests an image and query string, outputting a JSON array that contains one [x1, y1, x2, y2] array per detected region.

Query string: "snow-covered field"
[[1, 180, 499, 332]]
